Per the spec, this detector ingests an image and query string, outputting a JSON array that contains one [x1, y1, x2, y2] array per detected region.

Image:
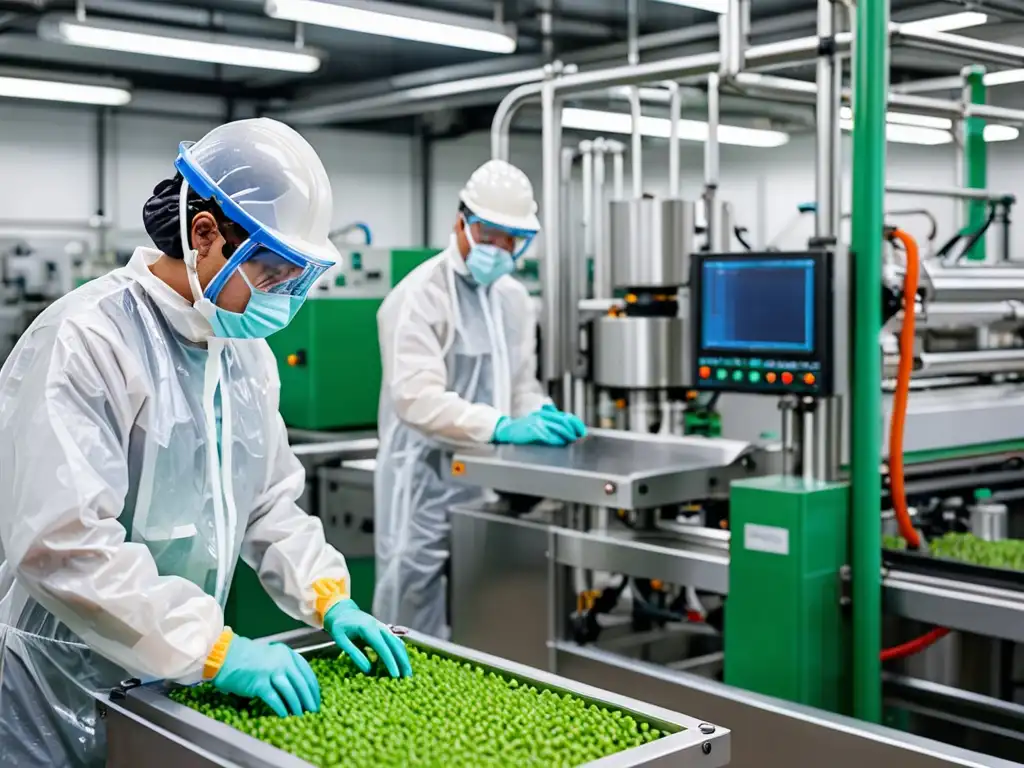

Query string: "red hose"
[[881, 230, 949, 662]]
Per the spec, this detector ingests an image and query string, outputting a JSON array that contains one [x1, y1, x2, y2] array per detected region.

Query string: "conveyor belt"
[[451, 429, 760, 510]]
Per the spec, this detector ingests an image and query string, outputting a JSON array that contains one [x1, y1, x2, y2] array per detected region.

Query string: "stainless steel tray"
[[104, 628, 730, 767], [450, 429, 756, 510]]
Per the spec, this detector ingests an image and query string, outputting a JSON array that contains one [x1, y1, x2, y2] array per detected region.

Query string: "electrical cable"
[[882, 228, 950, 661]]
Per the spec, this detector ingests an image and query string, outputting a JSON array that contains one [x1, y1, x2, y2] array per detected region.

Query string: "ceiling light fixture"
[[648, 0, 728, 12], [39, 15, 322, 73], [0, 71, 131, 106], [265, 0, 517, 54], [900, 11, 988, 34], [841, 107, 1019, 143], [562, 107, 790, 148]]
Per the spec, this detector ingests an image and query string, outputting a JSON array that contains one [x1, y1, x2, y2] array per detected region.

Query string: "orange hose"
[[881, 229, 950, 661], [887, 229, 921, 549]]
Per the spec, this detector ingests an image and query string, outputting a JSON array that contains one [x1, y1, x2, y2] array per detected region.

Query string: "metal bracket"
[[110, 677, 142, 702], [818, 35, 838, 57]]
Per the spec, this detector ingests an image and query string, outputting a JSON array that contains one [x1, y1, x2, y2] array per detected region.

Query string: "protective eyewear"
[[465, 215, 537, 260], [204, 240, 331, 302]]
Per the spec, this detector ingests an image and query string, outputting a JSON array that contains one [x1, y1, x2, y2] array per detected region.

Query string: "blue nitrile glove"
[[492, 411, 576, 446], [540, 403, 588, 440], [324, 599, 413, 679], [211, 636, 320, 718]]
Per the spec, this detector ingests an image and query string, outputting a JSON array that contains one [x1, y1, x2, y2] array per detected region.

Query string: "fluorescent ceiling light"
[[901, 11, 988, 33], [649, 0, 728, 12], [985, 124, 1020, 142], [985, 69, 1024, 86], [841, 107, 1019, 143], [39, 15, 322, 73], [562, 107, 790, 148], [266, 0, 517, 54], [0, 73, 130, 106]]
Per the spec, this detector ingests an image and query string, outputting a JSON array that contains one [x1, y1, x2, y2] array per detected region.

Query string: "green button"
[[716, 369, 728, 381], [334, 273, 347, 287], [732, 369, 744, 382], [749, 371, 761, 383]]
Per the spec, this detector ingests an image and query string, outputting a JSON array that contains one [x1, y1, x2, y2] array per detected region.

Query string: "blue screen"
[[701, 259, 814, 353]]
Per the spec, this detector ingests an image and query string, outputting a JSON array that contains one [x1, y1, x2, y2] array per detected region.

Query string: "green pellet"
[[168, 646, 666, 768]]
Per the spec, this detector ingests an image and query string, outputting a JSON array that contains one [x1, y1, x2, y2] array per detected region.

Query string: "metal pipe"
[[562, 146, 581, 391], [893, 25, 1024, 70], [629, 90, 643, 198], [581, 141, 595, 287], [722, 0, 747, 76], [883, 349, 1024, 378], [541, 80, 563, 384], [923, 267, 1024, 303], [885, 301, 1024, 330], [594, 141, 609, 298], [850, 0, 886, 724], [886, 182, 1014, 203], [664, 81, 681, 198], [610, 141, 625, 199], [815, 0, 841, 241], [704, 72, 721, 249], [492, 80, 545, 160]]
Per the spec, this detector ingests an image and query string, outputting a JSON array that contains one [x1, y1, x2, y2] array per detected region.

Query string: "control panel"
[[310, 248, 392, 299], [691, 251, 834, 397]]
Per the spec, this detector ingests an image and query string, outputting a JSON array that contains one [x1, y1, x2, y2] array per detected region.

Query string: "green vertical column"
[[963, 66, 988, 261], [848, 0, 887, 724]]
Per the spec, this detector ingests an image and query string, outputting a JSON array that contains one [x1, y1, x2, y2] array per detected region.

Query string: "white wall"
[[0, 103, 421, 257]]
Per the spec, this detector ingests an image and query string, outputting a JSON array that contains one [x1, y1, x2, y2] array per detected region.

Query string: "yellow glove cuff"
[[203, 627, 235, 681], [312, 577, 351, 625]]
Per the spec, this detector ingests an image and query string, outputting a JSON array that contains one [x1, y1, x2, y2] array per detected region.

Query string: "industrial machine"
[[441, 0, 1024, 765]]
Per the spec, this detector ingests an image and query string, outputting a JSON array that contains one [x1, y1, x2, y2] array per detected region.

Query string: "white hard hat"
[[459, 159, 541, 233], [177, 117, 336, 265]]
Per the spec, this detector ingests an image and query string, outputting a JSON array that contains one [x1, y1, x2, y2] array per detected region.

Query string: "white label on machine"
[[744, 523, 790, 556]]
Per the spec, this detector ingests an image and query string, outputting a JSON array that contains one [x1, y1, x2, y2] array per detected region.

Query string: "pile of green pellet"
[[883, 532, 1024, 571], [169, 646, 665, 768]]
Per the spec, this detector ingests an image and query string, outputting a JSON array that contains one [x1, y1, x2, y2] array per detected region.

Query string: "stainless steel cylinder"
[[591, 316, 689, 389], [969, 500, 1008, 541], [609, 198, 696, 289], [883, 348, 1024, 378], [922, 264, 1024, 303]]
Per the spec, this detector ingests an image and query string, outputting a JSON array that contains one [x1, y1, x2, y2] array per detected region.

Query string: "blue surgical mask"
[[208, 269, 305, 339], [464, 219, 515, 286]]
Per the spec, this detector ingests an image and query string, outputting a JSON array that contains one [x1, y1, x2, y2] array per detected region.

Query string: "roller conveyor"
[[450, 429, 767, 510]]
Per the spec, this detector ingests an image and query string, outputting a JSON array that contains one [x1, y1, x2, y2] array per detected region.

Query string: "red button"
[[699, 365, 711, 379], [781, 372, 794, 385], [803, 373, 816, 385], [765, 372, 777, 384]]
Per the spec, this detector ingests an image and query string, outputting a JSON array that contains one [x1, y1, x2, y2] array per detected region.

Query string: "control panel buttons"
[[732, 370, 744, 382], [781, 372, 794, 385], [716, 369, 728, 381], [765, 372, 777, 384], [803, 373, 816, 385], [699, 366, 711, 379], [748, 371, 761, 383]]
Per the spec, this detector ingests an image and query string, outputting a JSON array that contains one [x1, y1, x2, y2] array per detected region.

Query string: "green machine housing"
[[269, 247, 439, 431], [225, 247, 437, 638]]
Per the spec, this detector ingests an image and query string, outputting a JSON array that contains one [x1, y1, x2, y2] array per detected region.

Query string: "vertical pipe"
[[704, 73, 721, 248], [849, 0, 887, 725], [562, 147, 580, 409], [581, 141, 594, 296], [594, 142, 608, 298], [722, 0, 747, 76], [541, 80, 564, 387], [611, 143, 625, 199], [665, 81, 681, 198], [963, 66, 988, 261], [815, 0, 841, 240], [627, 0, 643, 199]]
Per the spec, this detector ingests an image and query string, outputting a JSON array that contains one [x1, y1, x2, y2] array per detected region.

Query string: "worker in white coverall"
[[374, 159, 588, 639], [0, 118, 411, 768]]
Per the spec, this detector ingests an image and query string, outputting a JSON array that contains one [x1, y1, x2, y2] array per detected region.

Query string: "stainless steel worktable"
[[451, 429, 758, 510], [103, 628, 730, 768]]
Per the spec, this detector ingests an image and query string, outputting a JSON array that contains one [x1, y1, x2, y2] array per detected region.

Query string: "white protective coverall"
[[373, 238, 548, 638], [0, 246, 349, 767]]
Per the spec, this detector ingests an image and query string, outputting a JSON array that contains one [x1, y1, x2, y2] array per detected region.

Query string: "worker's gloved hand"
[[324, 599, 413, 679], [492, 411, 576, 446], [539, 403, 588, 440], [211, 635, 321, 718]]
